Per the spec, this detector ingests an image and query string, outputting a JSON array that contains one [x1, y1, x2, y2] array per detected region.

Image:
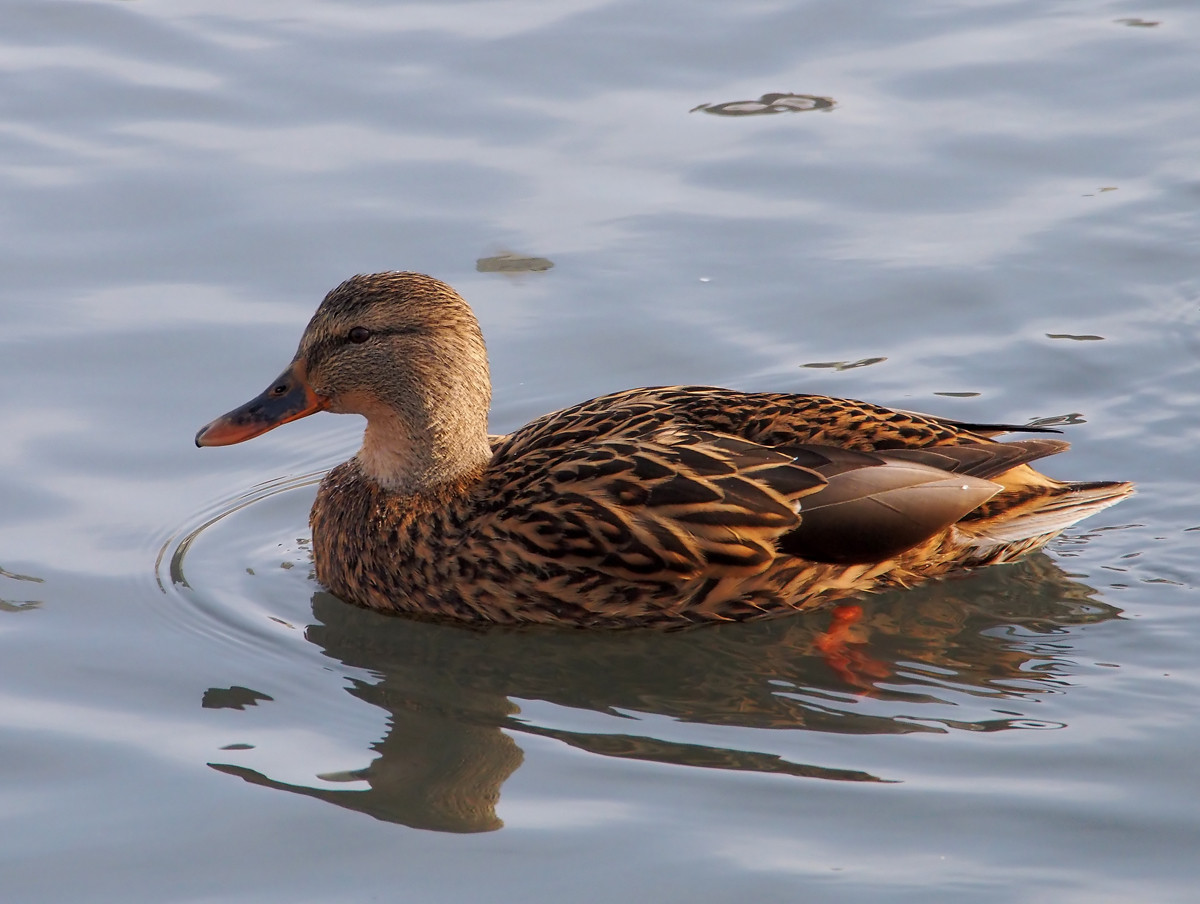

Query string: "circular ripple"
[[155, 469, 328, 663]]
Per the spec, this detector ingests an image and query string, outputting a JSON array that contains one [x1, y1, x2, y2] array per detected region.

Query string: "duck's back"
[[491, 386, 973, 459]]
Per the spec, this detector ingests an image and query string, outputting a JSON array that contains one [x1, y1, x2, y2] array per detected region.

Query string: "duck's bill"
[[195, 362, 328, 447]]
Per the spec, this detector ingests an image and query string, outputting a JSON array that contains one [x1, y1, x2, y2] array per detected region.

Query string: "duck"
[[196, 272, 1133, 628]]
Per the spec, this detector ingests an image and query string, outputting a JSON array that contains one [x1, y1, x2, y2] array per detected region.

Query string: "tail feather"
[[955, 480, 1135, 555]]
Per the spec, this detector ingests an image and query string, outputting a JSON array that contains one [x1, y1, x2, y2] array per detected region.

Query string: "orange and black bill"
[[195, 361, 327, 447]]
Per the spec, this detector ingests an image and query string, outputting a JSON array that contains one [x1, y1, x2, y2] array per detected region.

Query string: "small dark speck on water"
[[0, 566, 44, 583], [0, 599, 41, 612], [690, 93, 835, 115], [1027, 412, 1087, 427], [476, 252, 554, 273], [803, 357, 887, 371]]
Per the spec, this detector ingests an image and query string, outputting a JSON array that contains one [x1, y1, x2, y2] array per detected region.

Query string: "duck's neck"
[[355, 405, 492, 497]]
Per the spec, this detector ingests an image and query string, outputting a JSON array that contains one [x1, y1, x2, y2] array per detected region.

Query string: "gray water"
[[2, 1, 1198, 902]]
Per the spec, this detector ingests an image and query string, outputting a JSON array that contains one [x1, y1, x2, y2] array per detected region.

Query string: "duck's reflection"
[[208, 554, 1118, 832]]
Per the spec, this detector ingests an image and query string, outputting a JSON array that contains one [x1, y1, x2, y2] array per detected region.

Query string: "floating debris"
[[1115, 18, 1159, 27], [802, 356, 886, 371], [691, 93, 835, 116], [476, 252, 554, 274], [933, 391, 982, 398], [1047, 333, 1105, 341]]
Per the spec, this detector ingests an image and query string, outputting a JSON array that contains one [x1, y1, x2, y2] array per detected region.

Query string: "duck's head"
[[196, 272, 493, 492]]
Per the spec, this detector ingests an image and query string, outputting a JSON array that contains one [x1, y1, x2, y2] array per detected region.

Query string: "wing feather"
[[479, 386, 1098, 585]]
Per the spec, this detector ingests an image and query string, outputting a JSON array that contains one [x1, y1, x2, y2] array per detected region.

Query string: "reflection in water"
[[213, 682, 523, 833], [690, 93, 835, 116], [208, 556, 1118, 833], [202, 686, 274, 710]]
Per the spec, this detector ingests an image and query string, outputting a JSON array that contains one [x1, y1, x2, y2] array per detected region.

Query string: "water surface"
[[2, 1, 1198, 902]]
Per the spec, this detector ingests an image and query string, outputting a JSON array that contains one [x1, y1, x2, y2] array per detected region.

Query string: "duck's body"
[[197, 273, 1132, 627]]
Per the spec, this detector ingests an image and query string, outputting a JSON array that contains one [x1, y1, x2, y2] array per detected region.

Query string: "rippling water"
[[3, 1, 1198, 902]]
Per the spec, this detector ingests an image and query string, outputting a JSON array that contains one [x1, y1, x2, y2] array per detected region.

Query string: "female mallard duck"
[[196, 272, 1132, 627]]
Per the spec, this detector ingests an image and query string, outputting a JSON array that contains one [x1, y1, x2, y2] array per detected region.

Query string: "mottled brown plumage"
[[196, 272, 1133, 627]]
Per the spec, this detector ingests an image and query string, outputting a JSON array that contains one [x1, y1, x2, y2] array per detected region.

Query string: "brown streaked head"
[[196, 272, 494, 490]]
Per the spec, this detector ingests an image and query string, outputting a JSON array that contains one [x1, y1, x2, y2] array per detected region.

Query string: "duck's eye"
[[347, 327, 371, 344]]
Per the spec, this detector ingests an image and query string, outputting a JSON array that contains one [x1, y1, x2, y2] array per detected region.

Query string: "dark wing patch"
[[779, 454, 1001, 564]]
